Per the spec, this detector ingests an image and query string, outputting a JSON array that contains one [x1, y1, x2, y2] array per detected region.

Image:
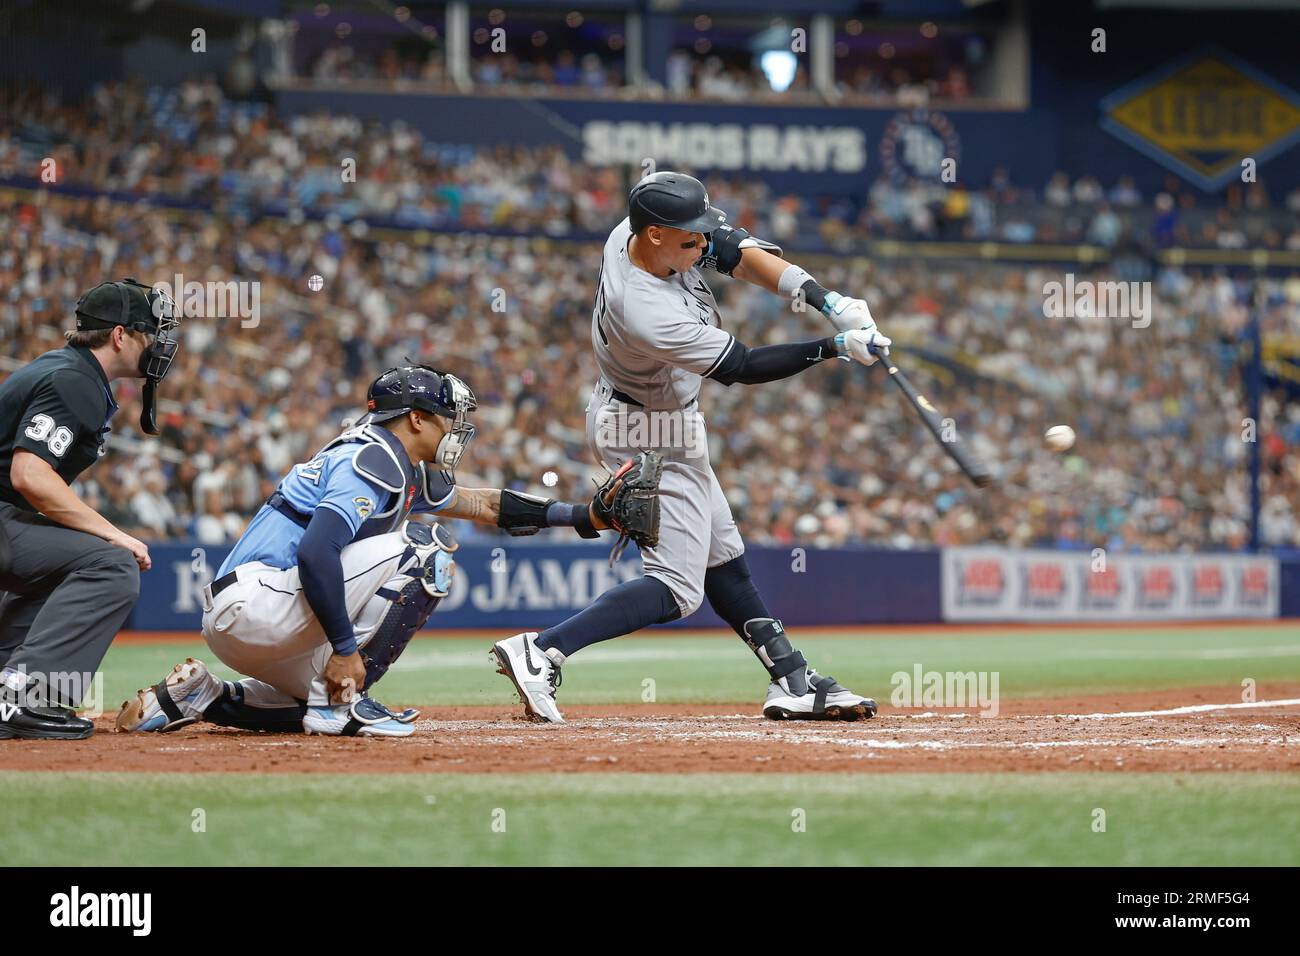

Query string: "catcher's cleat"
[[302, 697, 414, 737], [369, 699, 420, 724], [116, 658, 223, 733], [762, 670, 878, 722], [492, 632, 565, 723]]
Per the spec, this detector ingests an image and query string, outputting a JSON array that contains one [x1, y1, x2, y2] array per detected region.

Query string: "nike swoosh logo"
[[522, 639, 542, 676]]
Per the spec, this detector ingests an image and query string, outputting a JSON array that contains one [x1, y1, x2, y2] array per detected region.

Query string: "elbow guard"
[[701, 224, 784, 276]]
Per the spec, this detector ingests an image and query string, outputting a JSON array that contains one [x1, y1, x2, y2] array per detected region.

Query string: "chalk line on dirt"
[[894, 698, 1300, 720], [1070, 698, 1300, 719]]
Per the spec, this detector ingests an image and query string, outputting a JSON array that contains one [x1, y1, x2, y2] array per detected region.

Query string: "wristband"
[[544, 501, 600, 539], [572, 504, 599, 539], [820, 289, 842, 316]]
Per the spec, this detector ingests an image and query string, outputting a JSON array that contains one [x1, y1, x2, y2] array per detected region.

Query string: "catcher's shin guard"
[[742, 618, 809, 696], [362, 580, 442, 689], [357, 521, 457, 690]]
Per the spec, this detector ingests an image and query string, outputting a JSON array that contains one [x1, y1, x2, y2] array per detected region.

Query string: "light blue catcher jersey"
[[219, 423, 456, 575]]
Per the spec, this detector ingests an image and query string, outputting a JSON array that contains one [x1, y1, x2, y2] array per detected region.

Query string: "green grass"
[[97, 625, 1300, 710], [23, 625, 1299, 867], [3, 772, 1297, 866]]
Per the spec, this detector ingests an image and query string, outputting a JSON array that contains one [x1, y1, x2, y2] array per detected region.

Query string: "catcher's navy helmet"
[[628, 172, 727, 234], [366, 365, 477, 470]]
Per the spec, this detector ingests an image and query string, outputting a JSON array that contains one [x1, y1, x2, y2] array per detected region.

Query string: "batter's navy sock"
[[704, 554, 771, 637], [536, 576, 680, 658]]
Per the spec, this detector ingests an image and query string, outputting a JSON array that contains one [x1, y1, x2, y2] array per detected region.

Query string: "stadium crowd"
[[2, 186, 1297, 552], [297, 20, 980, 104], [7, 81, 1299, 253], [1, 83, 1298, 552]]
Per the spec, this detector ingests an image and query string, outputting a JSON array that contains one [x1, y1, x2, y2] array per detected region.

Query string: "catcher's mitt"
[[591, 451, 663, 564]]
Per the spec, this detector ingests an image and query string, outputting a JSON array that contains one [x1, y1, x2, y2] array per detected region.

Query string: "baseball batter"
[[493, 171, 891, 723], [117, 364, 645, 738]]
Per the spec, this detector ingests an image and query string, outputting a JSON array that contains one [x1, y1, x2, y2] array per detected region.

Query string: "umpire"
[[0, 278, 180, 739]]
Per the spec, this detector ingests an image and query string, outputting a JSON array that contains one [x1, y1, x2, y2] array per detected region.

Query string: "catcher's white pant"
[[200, 531, 413, 707], [587, 381, 744, 618]]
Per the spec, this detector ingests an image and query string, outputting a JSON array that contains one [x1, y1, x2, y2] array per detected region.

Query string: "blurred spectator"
[[2, 82, 1298, 553]]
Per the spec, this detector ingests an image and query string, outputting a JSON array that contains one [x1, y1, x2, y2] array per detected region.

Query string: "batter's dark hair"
[[64, 328, 114, 349]]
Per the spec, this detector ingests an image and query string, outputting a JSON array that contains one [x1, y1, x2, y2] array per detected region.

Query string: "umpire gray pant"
[[0, 501, 140, 708]]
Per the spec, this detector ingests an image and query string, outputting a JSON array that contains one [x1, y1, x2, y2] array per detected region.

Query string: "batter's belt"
[[594, 377, 697, 410]]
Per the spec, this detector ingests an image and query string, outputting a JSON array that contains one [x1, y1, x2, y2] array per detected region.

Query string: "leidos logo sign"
[[1101, 50, 1300, 190]]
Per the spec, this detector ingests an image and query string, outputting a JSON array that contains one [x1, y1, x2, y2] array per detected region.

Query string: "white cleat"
[[302, 697, 414, 737], [762, 669, 878, 722], [491, 632, 565, 724], [115, 658, 224, 733]]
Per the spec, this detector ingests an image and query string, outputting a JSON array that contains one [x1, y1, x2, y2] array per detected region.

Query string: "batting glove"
[[834, 327, 892, 367], [822, 291, 876, 332]]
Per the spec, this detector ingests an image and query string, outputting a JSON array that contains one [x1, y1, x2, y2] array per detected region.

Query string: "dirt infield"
[[2, 686, 1299, 774]]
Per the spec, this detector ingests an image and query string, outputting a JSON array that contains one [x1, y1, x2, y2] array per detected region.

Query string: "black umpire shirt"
[[0, 345, 118, 511]]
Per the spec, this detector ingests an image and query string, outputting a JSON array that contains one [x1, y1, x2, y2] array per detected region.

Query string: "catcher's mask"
[[74, 277, 180, 435], [366, 365, 477, 472]]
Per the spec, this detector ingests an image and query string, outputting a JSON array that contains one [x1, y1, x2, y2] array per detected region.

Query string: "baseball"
[[542, 470, 558, 487], [1044, 425, 1076, 452], [307, 274, 324, 292]]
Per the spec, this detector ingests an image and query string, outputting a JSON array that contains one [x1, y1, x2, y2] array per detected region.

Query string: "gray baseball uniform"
[[587, 217, 743, 616]]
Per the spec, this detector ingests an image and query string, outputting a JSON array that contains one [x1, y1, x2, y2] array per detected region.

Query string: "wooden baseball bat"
[[873, 349, 994, 488]]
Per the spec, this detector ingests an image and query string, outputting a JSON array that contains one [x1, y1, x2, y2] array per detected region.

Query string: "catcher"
[[116, 364, 661, 738]]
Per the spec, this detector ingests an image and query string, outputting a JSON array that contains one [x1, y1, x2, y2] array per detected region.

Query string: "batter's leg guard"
[[355, 521, 457, 699], [202, 679, 308, 733], [742, 618, 810, 697]]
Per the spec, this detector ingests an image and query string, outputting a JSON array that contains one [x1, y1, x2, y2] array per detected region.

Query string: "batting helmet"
[[628, 172, 727, 235]]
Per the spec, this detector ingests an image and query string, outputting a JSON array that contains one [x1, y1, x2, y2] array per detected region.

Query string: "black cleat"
[[0, 704, 95, 740]]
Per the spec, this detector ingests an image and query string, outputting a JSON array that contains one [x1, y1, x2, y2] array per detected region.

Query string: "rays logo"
[[880, 109, 961, 184], [354, 496, 373, 519]]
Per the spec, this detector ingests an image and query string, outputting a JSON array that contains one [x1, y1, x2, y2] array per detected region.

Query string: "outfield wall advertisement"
[[128, 542, 941, 632], [942, 547, 1281, 622], [125, 542, 1288, 631]]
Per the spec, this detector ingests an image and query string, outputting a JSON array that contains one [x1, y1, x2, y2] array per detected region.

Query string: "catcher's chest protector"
[[316, 424, 424, 536]]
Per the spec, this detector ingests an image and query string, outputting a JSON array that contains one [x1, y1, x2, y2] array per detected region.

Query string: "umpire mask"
[[74, 277, 181, 435]]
